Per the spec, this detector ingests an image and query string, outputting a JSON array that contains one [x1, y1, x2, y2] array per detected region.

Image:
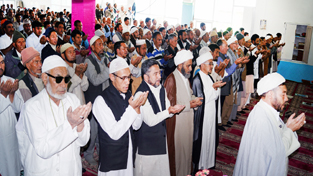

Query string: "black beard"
[[64, 53, 75, 63]]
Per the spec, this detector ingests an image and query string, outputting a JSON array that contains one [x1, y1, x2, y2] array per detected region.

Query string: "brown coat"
[[164, 69, 196, 176]]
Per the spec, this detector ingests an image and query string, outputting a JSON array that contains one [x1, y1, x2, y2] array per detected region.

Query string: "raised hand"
[[213, 81, 226, 90], [164, 54, 173, 61], [168, 104, 185, 114], [67, 102, 92, 129], [0, 79, 13, 98], [10, 79, 19, 94], [286, 113, 306, 132], [40, 36, 47, 44], [129, 91, 149, 114], [190, 97, 203, 108]]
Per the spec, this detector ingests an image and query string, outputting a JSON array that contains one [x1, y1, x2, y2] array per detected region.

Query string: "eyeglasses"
[[113, 73, 131, 81], [46, 73, 71, 84]]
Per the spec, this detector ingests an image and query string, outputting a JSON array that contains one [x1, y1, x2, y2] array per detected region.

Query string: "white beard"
[[46, 80, 67, 100]]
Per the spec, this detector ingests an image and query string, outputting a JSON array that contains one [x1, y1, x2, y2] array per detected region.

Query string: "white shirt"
[[177, 41, 186, 51], [66, 63, 89, 105], [93, 91, 142, 176], [16, 89, 90, 176], [26, 33, 47, 53], [134, 82, 172, 176], [0, 33, 12, 50], [0, 75, 24, 176], [116, 56, 140, 78]]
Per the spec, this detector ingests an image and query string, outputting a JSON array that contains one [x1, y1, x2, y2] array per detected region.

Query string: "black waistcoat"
[[21, 73, 39, 97], [135, 81, 167, 155], [97, 84, 135, 172]]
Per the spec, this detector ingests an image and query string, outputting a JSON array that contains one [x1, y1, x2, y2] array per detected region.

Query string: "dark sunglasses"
[[46, 73, 71, 84]]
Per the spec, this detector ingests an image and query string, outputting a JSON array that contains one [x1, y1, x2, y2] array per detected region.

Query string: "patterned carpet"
[[81, 81, 313, 176], [214, 81, 313, 176]]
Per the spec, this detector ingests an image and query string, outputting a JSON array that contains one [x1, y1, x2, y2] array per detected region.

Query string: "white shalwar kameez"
[[134, 82, 173, 176], [93, 94, 142, 176], [198, 71, 219, 169], [16, 89, 90, 176], [0, 75, 24, 176], [233, 100, 300, 176]]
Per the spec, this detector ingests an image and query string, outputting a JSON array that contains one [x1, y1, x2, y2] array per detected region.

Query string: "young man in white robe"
[[192, 52, 226, 171], [0, 55, 24, 176], [234, 73, 306, 176], [92, 58, 148, 176], [134, 59, 185, 176], [16, 55, 92, 176]]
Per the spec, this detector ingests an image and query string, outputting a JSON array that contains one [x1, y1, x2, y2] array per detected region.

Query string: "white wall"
[[249, 0, 313, 64]]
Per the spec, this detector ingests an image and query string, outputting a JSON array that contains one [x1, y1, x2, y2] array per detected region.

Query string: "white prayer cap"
[[174, 50, 193, 66], [42, 55, 68, 73], [175, 23, 180, 28], [244, 36, 250, 42], [265, 35, 272, 40], [130, 27, 138, 34], [60, 43, 74, 53], [227, 36, 237, 45], [209, 30, 218, 38], [199, 46, 211, 56], [90, 36, 101, 46], [167, 25, 173, 31], [197, 52, 213, 66], [257, 73, 286, 95], [143, 29, 151, 36], [122, 27, 129, 34], [95, 29, 105, 37], [109, 57, 129, 74], [200, 31, 208, 38], [136, 39, 145, 46]]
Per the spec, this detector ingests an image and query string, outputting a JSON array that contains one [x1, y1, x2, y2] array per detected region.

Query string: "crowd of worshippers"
[[0, 3, 290, 176]]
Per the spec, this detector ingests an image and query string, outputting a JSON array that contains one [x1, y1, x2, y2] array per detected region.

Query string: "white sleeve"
[[80, 74, 89, 91], [129, 63, 141, 78], [92, 96, 140, 140], [11, 90, 24, 113], [22, 104, 80, 159], [138, 91, 173, 127], [75, 119, 90, 146]]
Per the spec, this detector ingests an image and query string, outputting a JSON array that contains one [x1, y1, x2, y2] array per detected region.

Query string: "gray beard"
[[181, 66, 190, 79]]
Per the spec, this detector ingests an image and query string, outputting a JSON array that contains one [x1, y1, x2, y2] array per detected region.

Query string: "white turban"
[[136, 39, 145, 46], [122, 27, 129, 34], [197, 52, 213, 66], [199, 46, 211, 56], [265, 35, 272, 40], [167, 25, 173, 31], [200, 31, 208, 38], [174, 50, 193, 66], [42, 55, 68, 73], [257, 73, 286, 95], [109, 57, 129, 74], [90, 36, 101, 46], [143, 29, 151, 36], [244, 36, 250, 42], [130, 27, 138, 34], [95, 29, 105, 37], [227, 36, 237, 45], [175, 23, 180, 28]]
